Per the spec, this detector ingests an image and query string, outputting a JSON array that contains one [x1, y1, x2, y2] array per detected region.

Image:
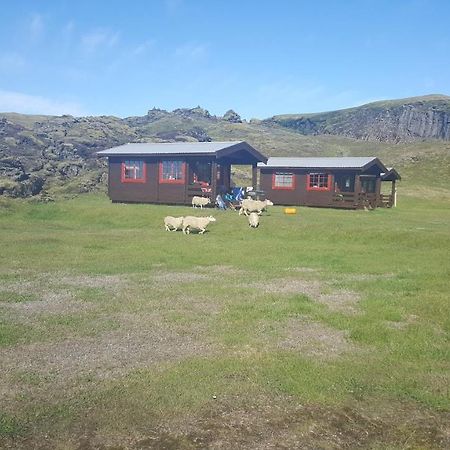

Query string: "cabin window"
[[334, 174, 354, 192], [121, 160, 146, 183], [361, 177, 376, 193], [307, 173, 332, 191], [190, 161, 212, 185], [272, 172, 295, 190], [159, 160, 185, 184]]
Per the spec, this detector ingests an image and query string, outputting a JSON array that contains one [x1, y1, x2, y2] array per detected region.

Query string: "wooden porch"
[[332, 192, 395, 209]]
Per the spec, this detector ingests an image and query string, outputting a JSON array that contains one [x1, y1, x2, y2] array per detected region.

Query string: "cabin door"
[[334, 174, 355, 192]]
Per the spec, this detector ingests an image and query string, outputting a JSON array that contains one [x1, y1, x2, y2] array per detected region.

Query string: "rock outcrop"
[[266, 95, 450, 142], [223, 109, 242, 123]]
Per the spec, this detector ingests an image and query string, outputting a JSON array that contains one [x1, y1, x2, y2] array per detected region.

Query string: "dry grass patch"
[[129, 395, 450, 450], [244, 277, 360, 314], [278, 318, 357, 360], [58, 273, 126, 290], [201, 265, 242, 275], [1, 312, 216, 386], [1, 291, 94, 321], [385, 314, 419, 330], [316, 290, 361, 314], [339, 272, 396, 281], [150, 271, 210, 284], [157, 293, 223, 316]]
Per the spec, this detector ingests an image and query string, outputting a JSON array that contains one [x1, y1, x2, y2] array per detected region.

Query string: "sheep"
[[248, 212, 260, 228], [163, 216, 184, 232], [192, 196, 211, 209], [182, 216, 216, 234], [239, 198, 274, 216]]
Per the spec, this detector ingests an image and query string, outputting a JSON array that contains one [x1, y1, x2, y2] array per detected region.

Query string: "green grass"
[[0, 190, 449, 447]]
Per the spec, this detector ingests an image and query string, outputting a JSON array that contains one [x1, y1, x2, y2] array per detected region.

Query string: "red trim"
[[121, 160, 146, 183], [306, 173, 332, 191], [158, 161, 186, 184], [272, 172, 296, 190]]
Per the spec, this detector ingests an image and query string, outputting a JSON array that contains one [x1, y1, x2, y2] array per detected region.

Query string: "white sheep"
[[164, 216, 184, 232], [248, 212, 260, 228], [182, 216, 216, 234], [191, 196, 211, 209], [239, 199, 274, 216]]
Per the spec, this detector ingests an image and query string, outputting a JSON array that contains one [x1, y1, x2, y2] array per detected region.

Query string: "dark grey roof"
[[381, 167, 401, 181], [258, 156, 385, 170], [97, 141, 243, 156]]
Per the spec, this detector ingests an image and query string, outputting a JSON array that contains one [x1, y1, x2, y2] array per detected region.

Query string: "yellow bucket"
[[284, 207, 297, 215]]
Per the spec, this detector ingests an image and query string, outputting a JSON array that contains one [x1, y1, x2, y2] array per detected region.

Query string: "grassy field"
[[0, 187, 449, 448]]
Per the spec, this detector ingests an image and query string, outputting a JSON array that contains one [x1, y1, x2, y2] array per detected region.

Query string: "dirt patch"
[[158, 293, 223, 316], [119, 395, 450, 449], [3, 394, 449, 449], [284, 267, 318, 273], [278, 318, 356, 359], [1, 291, 94, 319], [58, 274, 126, 290], [245, 278, 360, 314], [339, 272, 396, 281], [0, 312, 216, 389], [150, 271, 210, 284], [2, 272, 127, 293], [200, 265, 242, 275], [246, 278, 322, 297], [317, 290, 361, 314]]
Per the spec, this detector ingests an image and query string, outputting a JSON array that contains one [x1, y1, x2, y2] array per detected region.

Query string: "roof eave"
[[361, 157, 388, 173]]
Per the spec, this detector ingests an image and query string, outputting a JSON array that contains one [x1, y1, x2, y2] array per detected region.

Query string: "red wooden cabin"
[[97, 141, 267, 205], [258, 157, 400, 209]]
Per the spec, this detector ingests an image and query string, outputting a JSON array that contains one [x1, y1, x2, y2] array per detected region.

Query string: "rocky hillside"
[[0, 107, 246, 199], [265, 95, 450, 142], [1, 96, 449, 199]]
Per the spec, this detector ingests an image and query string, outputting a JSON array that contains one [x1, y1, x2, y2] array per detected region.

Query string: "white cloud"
[[174, 42, 208, 61], [29, 13, 45, 41], [81, 29, 119, 53], [132, 39, 155, 56], [0, 90, 87, 116]]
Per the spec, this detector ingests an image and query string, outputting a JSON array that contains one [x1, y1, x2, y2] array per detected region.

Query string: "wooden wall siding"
[[109, 157, 159, 203], [109, 157, 186, 204]]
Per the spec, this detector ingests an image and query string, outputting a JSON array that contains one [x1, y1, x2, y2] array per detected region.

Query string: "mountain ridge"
[[265, 94, 450, 142]]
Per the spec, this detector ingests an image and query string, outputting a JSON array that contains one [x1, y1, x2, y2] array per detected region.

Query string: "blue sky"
[[0, 0, 449, 118]]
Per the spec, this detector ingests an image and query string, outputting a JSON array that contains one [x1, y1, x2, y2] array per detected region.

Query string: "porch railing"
[[378, 194, 394, 208], [186, 185, 212, 202], [332, 192, 358, 207], [333, 192, 393, 208]]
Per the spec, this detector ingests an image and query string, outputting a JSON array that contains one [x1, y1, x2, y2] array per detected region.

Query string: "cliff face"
[[267, 95, 450, 142]]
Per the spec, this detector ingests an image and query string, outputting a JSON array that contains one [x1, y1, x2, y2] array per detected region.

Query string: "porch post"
[[211, 160, 218, 200], [392, 180, 397, 207], [354, 174, 362, 208], [224, 164, 231, 191], [375, 177, 381, 207], [184, 161, 189, 205], [252, 163, 258, 189]]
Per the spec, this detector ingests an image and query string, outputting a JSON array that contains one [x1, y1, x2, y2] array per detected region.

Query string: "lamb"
[[248, 212, 260, 228], [239, 198, 274, 216], [191, 196, 211, 209], [163, 216, 184, 232], [182, 216, 216, 234]]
